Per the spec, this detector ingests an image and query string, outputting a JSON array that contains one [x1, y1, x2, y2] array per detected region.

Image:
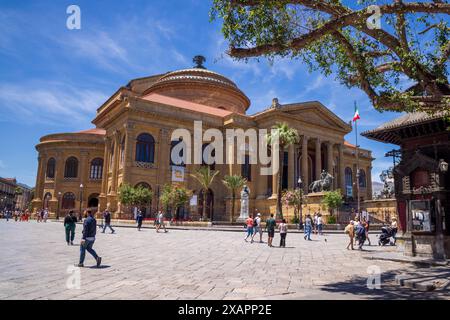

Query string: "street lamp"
[[56, 191, 62, 220], [297, 177, 304, 230], [78, 184, 83, 222]]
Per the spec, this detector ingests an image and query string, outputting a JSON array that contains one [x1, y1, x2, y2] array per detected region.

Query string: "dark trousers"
[[102, 223, 115, 233], [65, 224, 76, 243], [79, 239, 98, 264], [280, 233, 287, 247]]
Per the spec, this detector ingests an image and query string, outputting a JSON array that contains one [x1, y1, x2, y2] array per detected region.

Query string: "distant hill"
[[372, 181, 384, 195]]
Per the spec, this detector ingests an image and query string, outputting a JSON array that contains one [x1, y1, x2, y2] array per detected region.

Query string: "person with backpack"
[[251, 212, 263, 243], [64, 210, 77, 245], [136, 210, 144, 231], [265, 214, 276, 247], [363, 218, 371, 246], [355, 222, 366, 250], [279, 219, 288, 247], [244, 215, 254, 242]]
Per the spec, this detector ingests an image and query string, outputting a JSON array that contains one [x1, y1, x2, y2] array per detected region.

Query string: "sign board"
[[171, 166, 185, 182], [346, 186, 353, 197]]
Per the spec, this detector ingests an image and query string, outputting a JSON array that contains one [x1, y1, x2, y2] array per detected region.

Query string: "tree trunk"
[[231, 190, 235, 223], [202, 190, 207, 221], [276, 148, 284, 220]]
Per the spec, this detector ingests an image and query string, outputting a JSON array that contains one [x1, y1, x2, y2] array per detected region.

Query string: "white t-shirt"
[[158, 213, 164, 223], [279, 223, 287, 234], [317, 216, 323, 225], [255, 217, 261, 227]]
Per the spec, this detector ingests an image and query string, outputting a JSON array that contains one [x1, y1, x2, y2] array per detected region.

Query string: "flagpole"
[[354, 101, 361, 219]]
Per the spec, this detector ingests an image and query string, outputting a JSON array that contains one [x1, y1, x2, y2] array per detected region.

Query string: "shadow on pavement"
[[319, 267, 450, 300]]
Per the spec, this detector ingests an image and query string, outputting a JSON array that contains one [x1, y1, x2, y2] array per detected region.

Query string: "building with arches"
[[32, 57, 373, 220]]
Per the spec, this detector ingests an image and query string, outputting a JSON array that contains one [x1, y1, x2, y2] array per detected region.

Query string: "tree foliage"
[[118, 184, 153, 209], [282, 188, 307, 221], [266, 122, 299, 219], [160, 184, 192, 214], [211, 0, 450, 113], [321, 189, 343, 214], [190, 166, 220, 220], [223, 174, 247, 222]]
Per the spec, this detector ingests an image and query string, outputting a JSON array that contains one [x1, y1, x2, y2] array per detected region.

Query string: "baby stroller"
[[378, 226, 396, 246]]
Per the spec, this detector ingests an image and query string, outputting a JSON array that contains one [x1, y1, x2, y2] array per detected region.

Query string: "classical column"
[[121, 124, 134, 184], [110, 132, 121, 194], [53, 151, 63, 196], [288, 144, 295, 188], [34, 155, 45, 201], [301, 135, 309, 193], [338, 143, 345, 192], [271, 169, 278, 198], [315, 138, 321, 181], [98, 137, 110, 212], [157, 128, 171, 186], [367, 166, 373, 200]]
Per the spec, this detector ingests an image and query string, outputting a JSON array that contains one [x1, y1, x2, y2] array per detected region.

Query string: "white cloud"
[[0, 82, 108, 126]]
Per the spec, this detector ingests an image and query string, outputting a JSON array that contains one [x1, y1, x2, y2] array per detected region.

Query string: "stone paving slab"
[[0, 220, 448, 300]]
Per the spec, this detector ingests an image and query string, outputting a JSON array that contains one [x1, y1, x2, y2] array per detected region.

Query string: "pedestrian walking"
[[344, 220, 354, 250], [355, 222, 366, 250], [251, 212, 263, 243], [317, 213, 323, 235], [43, 208, 49, 222], [101, 209, 115, 234], [313, 213, 318, 234], [136, 210, 144, 231], [391, 218, 398, 245], [279, 219, 288, 247], [265, 214, 276, 247], [244, 215, 254, 242], [64, 210, 77, 245], [77, 210, 102, 268], [304, 214, 312, 241], [156, 211, 167, 233]]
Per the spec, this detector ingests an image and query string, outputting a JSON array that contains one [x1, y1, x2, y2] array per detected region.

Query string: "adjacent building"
[[363, 111, 449, 259], [32, 58, 373, 220]]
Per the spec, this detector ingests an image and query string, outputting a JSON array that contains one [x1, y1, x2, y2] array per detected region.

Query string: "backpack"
[[356, 225, 365, 236], [253, 218, 258, 227]]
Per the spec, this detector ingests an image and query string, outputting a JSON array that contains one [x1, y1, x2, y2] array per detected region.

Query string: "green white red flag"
[[352, 103, 360, 122]]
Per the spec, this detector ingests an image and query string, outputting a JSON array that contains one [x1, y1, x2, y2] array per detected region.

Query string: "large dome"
[[142, 59, 250, 114]]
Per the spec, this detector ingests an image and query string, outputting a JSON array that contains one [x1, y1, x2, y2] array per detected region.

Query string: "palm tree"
[[266, 123, 299, 220], [222, 175, 246, 223], [190, 166, 219, 221]]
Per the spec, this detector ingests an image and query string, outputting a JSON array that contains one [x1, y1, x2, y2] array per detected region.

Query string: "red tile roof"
[[141, 93, 233, 117], [77, 128, 106, 135]]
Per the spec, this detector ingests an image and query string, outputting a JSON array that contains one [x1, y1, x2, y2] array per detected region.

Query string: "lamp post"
[[78, 183, 83, 222], [356, 169, 361, 220], [56, 191, 62, 220], [297, 177, 303, 230]]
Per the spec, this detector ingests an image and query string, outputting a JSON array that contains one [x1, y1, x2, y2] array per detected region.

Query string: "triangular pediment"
[[281, 102, 351, 132]]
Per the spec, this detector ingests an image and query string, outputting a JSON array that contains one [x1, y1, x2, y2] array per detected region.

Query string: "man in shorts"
[[265, 214, 276, 247]]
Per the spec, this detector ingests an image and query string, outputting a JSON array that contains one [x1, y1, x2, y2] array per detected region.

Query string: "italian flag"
[[352, 103, 360, 122]]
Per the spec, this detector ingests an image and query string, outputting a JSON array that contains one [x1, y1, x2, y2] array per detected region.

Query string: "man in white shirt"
[[251, 212, 263, 243]]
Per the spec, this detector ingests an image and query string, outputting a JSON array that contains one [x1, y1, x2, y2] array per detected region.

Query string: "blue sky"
[[0, 0, 404, 187]]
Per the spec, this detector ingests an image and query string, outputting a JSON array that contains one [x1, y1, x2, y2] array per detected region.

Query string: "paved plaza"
[[0, 220, 448, 300]]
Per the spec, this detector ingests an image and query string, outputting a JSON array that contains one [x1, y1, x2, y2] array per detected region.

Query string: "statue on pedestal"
[[309, 170, 334, 193], [236, 185, 250, 222]]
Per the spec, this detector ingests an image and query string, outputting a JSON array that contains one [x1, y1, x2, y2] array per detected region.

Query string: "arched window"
[[359, 169, 366, 188], [135, 133, 155, 163], [170, 139, 186, 166], [202, 143, 215, 170], [43, 192, 52, 209], [62, 192, 75, 209], [64, 157, 78, 178], [46, 158, 56, 179], [90, 158, 103, 180]]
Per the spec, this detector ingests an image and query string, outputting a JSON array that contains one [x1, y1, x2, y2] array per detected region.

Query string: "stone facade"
[[32, 62, 373, 220]]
